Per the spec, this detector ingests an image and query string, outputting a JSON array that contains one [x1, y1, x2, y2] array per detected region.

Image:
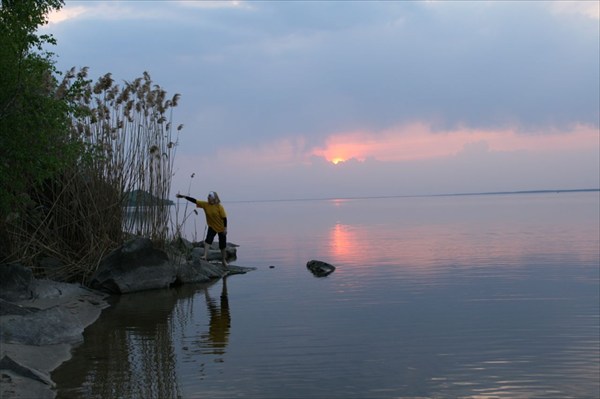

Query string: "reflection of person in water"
[[202, 277, 231, 356]]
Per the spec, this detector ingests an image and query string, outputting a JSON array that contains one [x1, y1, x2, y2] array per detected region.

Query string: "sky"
[[42, 0, 599, 201]]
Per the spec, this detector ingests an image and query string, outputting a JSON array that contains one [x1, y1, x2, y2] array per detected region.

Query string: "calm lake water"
[[53, 192, 600, 399]]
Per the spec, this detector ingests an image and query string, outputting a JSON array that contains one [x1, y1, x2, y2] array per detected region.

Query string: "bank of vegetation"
[[0, 0, 182, 283]]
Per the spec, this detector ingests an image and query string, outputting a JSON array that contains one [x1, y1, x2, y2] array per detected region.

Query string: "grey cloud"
[[50, 1, 599, 154], [189, 1, 597, 145]]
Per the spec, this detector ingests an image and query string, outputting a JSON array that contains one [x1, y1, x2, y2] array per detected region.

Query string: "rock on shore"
[[0, 237, 253, 399], [0, 268, 109, 399]]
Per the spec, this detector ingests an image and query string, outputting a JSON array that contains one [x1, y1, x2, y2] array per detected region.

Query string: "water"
[[52, 192, 600, 399]]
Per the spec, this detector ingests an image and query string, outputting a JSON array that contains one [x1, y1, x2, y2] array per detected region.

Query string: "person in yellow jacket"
[[177, 191, 229, 268]]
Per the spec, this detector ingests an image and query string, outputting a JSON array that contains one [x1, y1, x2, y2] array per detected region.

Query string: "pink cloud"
[[181, 122, 598, 174], [310, 122, 599, 164], [172, 121, 598, 200]]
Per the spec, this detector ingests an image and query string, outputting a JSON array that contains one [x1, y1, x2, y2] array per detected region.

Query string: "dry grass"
[[2, 69, 183, 283]]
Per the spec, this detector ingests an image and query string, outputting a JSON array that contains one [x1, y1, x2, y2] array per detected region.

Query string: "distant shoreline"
[[222, 188, 600, 204]]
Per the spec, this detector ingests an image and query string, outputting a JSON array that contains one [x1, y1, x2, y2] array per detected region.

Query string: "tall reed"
[[3, 68, 183, 283], [72, 70, 181, 240]]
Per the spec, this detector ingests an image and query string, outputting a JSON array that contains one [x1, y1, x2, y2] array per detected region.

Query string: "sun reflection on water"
[[330, 223, 360, 261]]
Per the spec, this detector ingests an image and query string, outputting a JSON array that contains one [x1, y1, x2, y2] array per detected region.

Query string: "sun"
[[331, 157, 345, 165]]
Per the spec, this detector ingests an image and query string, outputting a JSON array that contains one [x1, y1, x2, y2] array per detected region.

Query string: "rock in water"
[[306, 260, 336, 277]]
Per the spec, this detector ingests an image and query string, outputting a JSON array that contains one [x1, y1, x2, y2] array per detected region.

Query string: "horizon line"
[[222, 188, 600, 204]]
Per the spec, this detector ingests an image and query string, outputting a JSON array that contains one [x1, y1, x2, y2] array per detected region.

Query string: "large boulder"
[[1, 302, 94, 346], [90, 237, 177, 294], [306, 260, 336, 277]]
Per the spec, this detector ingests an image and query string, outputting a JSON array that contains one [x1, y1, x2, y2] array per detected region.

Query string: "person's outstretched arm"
[[176, 194, 197, 204]]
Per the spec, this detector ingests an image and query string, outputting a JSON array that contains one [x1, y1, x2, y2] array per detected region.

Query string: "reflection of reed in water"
[[53, 281, 234, 398], [52, 289, 182, 399], [201, 278, 231, 358]]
